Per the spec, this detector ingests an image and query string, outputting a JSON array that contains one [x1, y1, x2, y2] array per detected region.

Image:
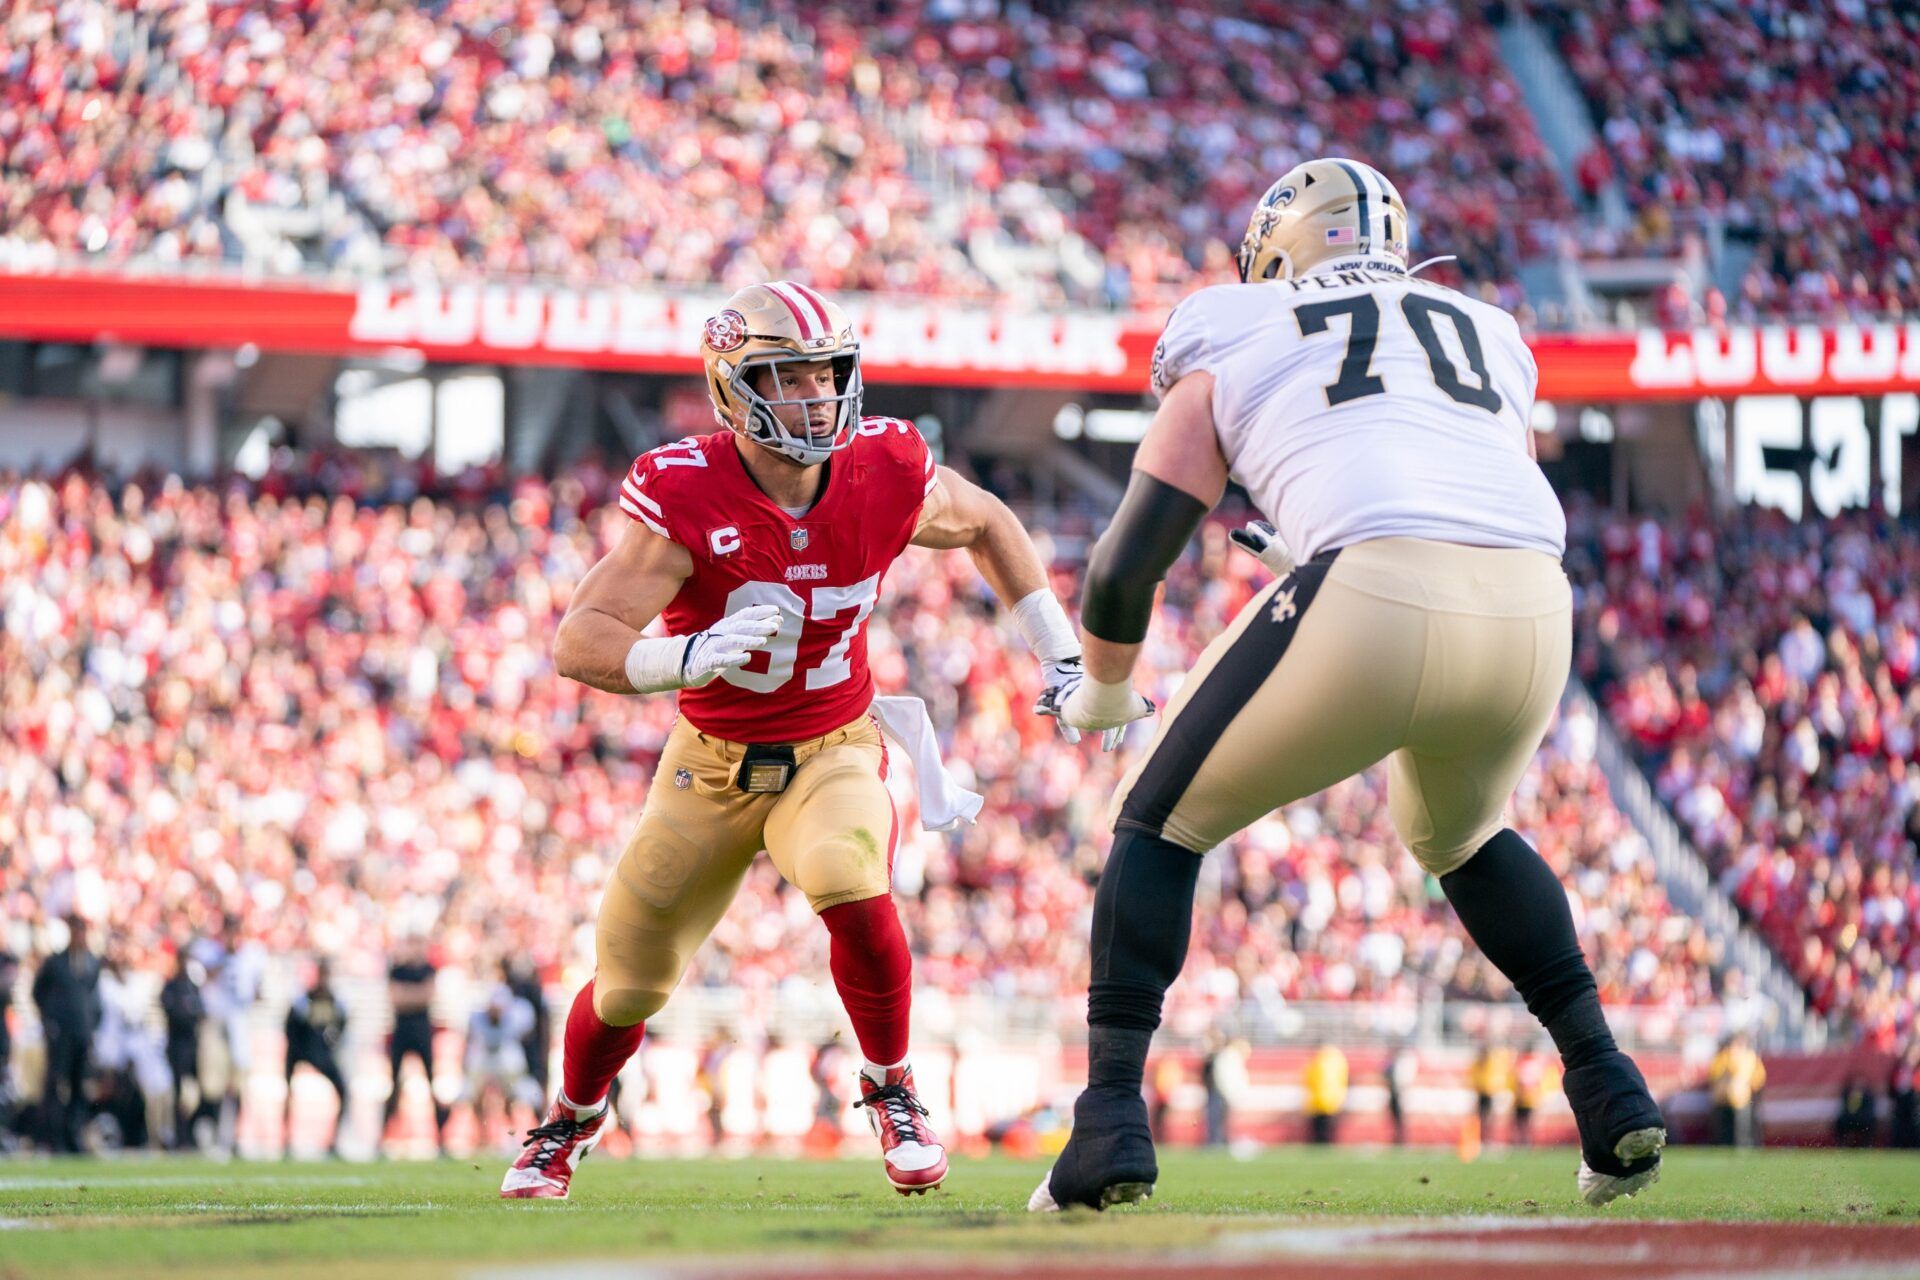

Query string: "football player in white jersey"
[[1032, 158, 1665, 1211]]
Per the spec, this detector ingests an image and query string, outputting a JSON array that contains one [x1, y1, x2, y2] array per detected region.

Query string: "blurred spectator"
[[1707, 1030, 1766, 1147], [1302, 1042, 1348, 1144], [1529, 0, 1920, 321], [31, 916, 100, 1152], [384, 936, 448, 1155], [284, 957, 350, 1157], [1571, 506, 1920, 1045], [0, 0, 1570, 312]]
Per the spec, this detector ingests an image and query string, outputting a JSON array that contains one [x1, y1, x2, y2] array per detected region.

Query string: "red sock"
[[560, 978, 645, 1110], [820, 896, 914, 1066]]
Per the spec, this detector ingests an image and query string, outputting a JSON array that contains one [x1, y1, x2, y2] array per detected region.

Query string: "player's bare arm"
[[911, 466, 1049, 602], [914, 464, 1102, 745], [554, 519, 777, 695], [1057, 370, 1224, 738]]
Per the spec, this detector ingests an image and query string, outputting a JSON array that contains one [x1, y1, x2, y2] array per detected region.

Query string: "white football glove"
[[1229, 519, 1296, 577], [682, 603, 783, 687], [1034, 656, 1090, 744], [1050, 669, 1155, 751]]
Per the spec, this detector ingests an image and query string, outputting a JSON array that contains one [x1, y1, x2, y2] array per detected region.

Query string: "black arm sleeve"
[[1081, 471, 1211, 644]]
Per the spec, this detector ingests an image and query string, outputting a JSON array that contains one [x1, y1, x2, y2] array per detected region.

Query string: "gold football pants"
[[1113, 536, 1572, 875], [593, 713, 896, 1026]]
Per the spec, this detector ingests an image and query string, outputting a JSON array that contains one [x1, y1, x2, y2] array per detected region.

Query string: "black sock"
[[1085, 827, 1203, 1091], [1440, 827, 1619, 1072]]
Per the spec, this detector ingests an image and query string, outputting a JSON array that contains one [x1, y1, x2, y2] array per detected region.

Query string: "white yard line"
[[0, 1173, 372, 1191]]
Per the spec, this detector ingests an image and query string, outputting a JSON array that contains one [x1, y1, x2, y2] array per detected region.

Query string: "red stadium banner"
[[1, 270, 1918, 400]]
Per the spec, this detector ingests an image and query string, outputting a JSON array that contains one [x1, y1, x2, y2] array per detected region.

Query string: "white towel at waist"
[[869, 696, 984, 832]]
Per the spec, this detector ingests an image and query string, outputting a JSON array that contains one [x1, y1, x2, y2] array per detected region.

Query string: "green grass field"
[[4, 1148, 1920, 1280]]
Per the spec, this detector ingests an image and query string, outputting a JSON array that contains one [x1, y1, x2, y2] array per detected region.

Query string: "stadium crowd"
[[0, 0, 1791, 320], [2, 462, 1723, 1151], [0, 0, 1565, 308], [1530, 0, 1920, 321], [6, 0, 1916, 320], [1570, 506, 1920, 1050]]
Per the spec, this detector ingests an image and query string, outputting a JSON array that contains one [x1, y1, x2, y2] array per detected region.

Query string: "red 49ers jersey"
[[618, 418, 937, 742]]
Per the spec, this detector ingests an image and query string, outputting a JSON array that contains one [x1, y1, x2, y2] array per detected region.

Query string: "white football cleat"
[[1577, 1125, 1667, 1206], [500, 1097, 610, 1200], [854, 1064, 948, 1195], [1028, 1167, 1153, 1212]]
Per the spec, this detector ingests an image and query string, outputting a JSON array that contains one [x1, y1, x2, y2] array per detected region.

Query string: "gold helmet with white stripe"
[[699, 280, 863, 466], [1237, 158, 1410, 282]]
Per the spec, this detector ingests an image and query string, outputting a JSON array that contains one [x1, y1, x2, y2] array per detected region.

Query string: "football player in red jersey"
[[502, 281, 1094, 1199]]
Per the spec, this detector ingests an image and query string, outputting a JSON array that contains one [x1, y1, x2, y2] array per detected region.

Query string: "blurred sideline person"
[[32, 916, 100, 1152], [1201, 1035, 1248, 1147], [1708, 1032, 1766, 1148], [502, 958, 551, 1101], [1470, 1042, 1514, 1144], [284, 958, 350, 1156], [1148, 1055, 1183, 1145], [1303, 1044, 1347, 1145], [465, 983, 539, 1146], [1385, 1046, 1416, 1146], [93, 947, 170, 1149], [159, 951, 205, 1149], [1034, 158, 1665, 1212], [1512, 1047, 1559, 1147], [1890, 1041, 1920, 1149], [0, 946, 17, 1145], [385, 937, 449, 1154], [1835, 1077, 1877, 1148]]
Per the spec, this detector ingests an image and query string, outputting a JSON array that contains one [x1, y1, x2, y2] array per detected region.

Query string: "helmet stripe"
[[763, 282, 816, 340], [787, 281, 835, 333], [1331, 159, 1371, 254]]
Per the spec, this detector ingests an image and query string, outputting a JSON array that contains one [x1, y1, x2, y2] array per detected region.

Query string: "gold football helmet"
[[699, 281, 862, 465], [1237, 158, 1410, 282]]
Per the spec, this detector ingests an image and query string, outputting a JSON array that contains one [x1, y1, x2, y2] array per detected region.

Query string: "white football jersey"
[[1151, 260, 1565, 562]]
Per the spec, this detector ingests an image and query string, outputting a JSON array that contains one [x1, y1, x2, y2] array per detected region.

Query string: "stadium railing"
[[1574, 680, 1823, 1050]]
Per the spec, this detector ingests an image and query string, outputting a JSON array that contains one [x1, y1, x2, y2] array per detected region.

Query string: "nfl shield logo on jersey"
[[790, 528, 810, 551], [674, 768, 692, 790]]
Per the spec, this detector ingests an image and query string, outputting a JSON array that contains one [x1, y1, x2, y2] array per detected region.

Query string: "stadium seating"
[[0, 0, 1562, 309], [10, 0, 1913, 321], [1529, 0, 1920, 321], [1568, 504, 1920, 1048], [0, 468, 1722, 1037]]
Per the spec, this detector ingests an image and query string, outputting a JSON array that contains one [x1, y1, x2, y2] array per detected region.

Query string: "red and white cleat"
[[499, 1098, 610, 1200], [854, 1064, 948, 1196]]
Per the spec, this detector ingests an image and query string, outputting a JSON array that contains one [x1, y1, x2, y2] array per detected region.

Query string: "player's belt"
[[735, 741, 798, 793]]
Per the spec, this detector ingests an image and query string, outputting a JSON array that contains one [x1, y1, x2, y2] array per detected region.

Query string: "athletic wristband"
[[624, 633, 695, 694], [1076, 676, 1145, 723], [1010, 588, 1080, 663]]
